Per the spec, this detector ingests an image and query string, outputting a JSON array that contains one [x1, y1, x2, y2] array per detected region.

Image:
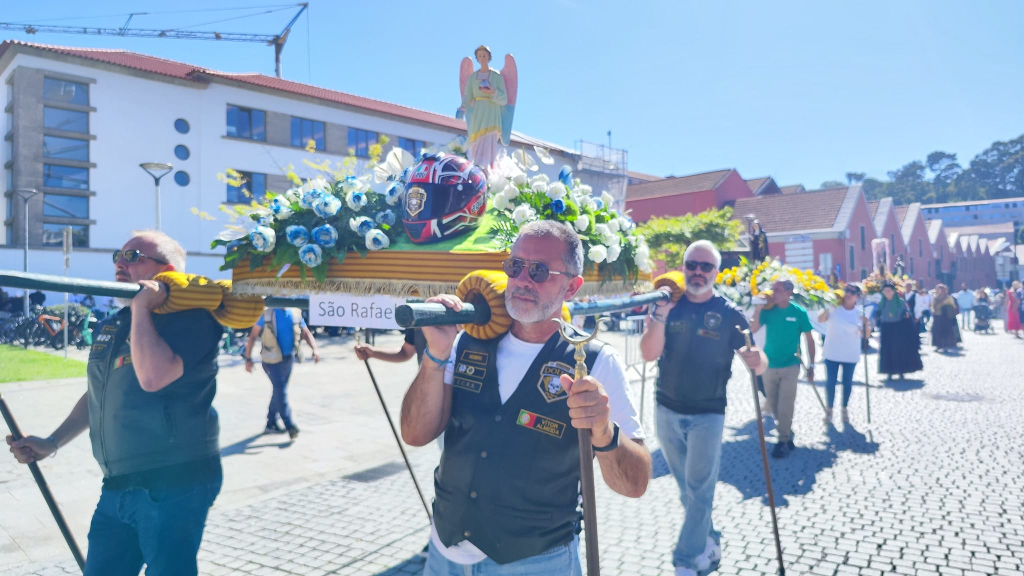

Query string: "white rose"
[[579, 184, 593, 196], [606, 243, 621, 263], [512, 173, 529, 187], [607, 218, 621, 233], [601, 191, 615, 207], [588, 245, 608, 263], [603, 233, 620, 247], [531, 174, 550, 185], [545, 182, 567, 200], [594, 224, 611, 238], [492, 193, 510, 211], [512, 204, 534, 225], [574, 214, 589, 232], [488, 173, 509, 192], [586, 198, 599, 211], [532, 181, 548, 194], [503, 184, 520, 199]]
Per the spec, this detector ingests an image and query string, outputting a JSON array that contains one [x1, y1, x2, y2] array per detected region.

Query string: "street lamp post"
[[13, 188, 39, 316], [139, 163, 173, 231]]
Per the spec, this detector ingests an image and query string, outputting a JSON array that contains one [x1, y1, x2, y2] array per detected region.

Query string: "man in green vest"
[[401, 220, 652, 574]]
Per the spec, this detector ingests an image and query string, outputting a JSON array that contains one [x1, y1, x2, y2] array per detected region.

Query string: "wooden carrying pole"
[[0, 394, 86, 571]]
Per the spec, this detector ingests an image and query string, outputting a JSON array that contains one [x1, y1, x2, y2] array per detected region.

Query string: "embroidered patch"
[[90, 344, 107, 353], [697, 329, 720, 340], [536, 361, 572, 403], [406, 187, 427, 218], [516, 410, 566, 438], [115, 355, 133, 369], [667, 321, 687, 333], [101, 325, 119, 333], [94, 333, 114, 343], [460, 350, 488, 366], [704, 311, 722, 330], [452, 377, 482, 393], [455, 362, 486, 379]]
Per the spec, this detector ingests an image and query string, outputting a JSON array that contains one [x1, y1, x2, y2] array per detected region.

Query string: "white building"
[[1, 40, 627, 293]]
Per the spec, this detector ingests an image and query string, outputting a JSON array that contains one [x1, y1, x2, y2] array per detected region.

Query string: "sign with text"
[[308, 294, 404, 330]]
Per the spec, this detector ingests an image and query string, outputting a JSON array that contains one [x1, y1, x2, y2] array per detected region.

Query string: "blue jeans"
[[824, 360, 855, 408], [422, 538, 582, 576], [84, 478, 222, 576], [655, 405, 723, 569], [262, 356, 295, 428]]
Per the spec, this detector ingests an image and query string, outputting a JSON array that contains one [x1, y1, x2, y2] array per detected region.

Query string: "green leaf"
[[249, 254, 265, 272], [312, 262, 329, 283], [299, 265, 307, 281]]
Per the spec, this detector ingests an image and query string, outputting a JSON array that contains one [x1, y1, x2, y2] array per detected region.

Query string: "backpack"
[[260, 310, 284, 364]]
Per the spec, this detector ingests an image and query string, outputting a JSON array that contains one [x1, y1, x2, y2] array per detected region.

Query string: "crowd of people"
[[5, 223, 1024, 576]]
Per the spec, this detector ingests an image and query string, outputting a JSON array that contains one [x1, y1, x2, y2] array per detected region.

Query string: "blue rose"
[[270, 196, 293, 219], [285, 225, 310, 247], [365, 229, 390, 251], [349, 216, 374, 236], [249, 226, 276, 253], [385, 182, 405, 206], [258, 214, 274, 226], [593, 199, 605, 211], [558, 165, 573, 188], [298, 244, 323, 268], [550, 199, 566, 214], [314, 195, 342, 218], [375, 210, 396, 227], [300, 189, 324, 210], [311, 224, 338, 248]]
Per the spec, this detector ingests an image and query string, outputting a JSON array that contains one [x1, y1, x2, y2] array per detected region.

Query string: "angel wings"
[[458, 54, 518, 148]]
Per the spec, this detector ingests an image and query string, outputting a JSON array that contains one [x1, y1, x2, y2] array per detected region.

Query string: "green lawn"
[[0, 345, 87, 383]]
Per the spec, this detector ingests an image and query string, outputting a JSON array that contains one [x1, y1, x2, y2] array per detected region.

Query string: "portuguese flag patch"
[[516, 409, 566, 438]]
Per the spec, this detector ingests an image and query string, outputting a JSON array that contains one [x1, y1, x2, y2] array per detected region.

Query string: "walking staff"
[[399, 221, 651, 575], [861, 294, 873, 424], [0, 394, 85, 570]]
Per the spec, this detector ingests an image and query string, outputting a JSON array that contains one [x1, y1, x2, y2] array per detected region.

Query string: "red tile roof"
[[626, 169, 732, 201], [779, 184, 805, 195], [732, 187, 849, 233], [867, 200, 880, 218], [894, 205, 910, 225], [627, 170, 663, 182], [745, 177, 770, 193], [0, 40, 473, 135]]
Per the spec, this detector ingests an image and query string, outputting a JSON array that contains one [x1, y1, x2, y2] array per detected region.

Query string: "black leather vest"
[[433, 331, 601, 564]]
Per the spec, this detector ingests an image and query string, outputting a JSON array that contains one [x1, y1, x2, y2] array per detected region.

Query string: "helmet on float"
[[402, 153, 487, 244]]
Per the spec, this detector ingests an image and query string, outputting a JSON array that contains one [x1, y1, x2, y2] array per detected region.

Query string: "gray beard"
[[506, 292, 563, 324], [686, 282, 713, 297]]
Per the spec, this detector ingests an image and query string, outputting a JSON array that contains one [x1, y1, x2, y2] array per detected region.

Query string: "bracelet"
[[424, 348, 451, 366], [649, 314, 666, 324], [46, 436, 58, 459]]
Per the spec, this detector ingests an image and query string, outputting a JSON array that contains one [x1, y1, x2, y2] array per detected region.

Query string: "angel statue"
[[457, 45, 518, 170]]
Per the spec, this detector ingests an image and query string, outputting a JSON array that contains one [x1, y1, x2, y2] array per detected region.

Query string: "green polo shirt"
[[759, 302, 813, 368]]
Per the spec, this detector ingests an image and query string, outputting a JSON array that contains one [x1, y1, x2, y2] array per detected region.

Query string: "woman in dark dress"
[[931, 283, 961, 352], [872, 281, 923, 379]]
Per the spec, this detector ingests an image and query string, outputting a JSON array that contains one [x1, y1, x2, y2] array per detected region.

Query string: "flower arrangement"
[[717, 257, 838, 310], [482, 150, 652, 283], [861, 271, 911, 297]]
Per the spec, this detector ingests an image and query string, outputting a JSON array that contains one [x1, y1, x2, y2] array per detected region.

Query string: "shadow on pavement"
[[220, 433, 294, 457], [371, 555, 425, 575], [882, 378, 925, 392]]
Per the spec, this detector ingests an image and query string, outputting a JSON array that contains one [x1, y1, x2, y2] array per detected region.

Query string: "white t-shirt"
[[914, 293, 932, 318], [822, 305, 863, 364], [430, 330, 645, 565]]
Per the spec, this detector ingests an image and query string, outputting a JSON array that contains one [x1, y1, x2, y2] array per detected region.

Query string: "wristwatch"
[[593, 423, 620, 452]]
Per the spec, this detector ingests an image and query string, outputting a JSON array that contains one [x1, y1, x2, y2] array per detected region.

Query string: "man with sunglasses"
[[640, 240, 767, 576], [401, 220, 651, 575], [7, 230, 224, 576]]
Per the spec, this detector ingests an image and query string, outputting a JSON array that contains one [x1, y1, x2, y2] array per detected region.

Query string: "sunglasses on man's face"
[[502, 257, 570, 284], [113, 249, 168, 265], [684, 261, 716, 273]]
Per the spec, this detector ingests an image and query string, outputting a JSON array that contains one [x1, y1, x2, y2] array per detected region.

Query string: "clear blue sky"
[[4, 0, 1023, 189]]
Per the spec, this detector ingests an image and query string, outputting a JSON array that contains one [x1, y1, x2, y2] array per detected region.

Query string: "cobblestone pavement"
[[4, 327, 1023, 576]]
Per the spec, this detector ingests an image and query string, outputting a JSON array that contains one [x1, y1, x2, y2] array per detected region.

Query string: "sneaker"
[[771, 441, 792, 459], [264, 423, 286, 435], [841, 408, 850, 423], [674, 567, 698, 576], [287, 427, 300, 440], [703, 536, 721, 565]]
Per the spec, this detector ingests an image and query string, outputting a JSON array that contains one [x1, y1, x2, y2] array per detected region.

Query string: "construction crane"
[[0, 3, 308, 78]]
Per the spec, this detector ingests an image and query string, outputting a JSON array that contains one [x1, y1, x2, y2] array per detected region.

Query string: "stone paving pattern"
[[2, 327, 1023, 575]]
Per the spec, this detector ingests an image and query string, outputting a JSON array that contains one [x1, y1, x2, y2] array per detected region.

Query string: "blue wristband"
[[424, 347, 450, 366]]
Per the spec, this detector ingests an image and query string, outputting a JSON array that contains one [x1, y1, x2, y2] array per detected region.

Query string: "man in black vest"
[[7, 230, 223, 576], [401, 220, 652, 574], [641, 240, 767, 576]]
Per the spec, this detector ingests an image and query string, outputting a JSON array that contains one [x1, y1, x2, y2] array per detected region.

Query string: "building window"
[[43, 78, 89, 106], [928, 262, 932, 277], [919, 239, 923, 257], [910, 257, 915, 276], [174, 145, 190, 160], [226, 171, 266, 204], [43, 164, 88, 190], [42, 194, 89, 219], [890, 233, 895, 248], [43, 135, 89, 162], [398, 137, 426, 158], [42, 224, 88, 247], [43, 107, 88, 133], [860, 268, 868, 280], [174, 119, 190, 134], [290, 117, 325, 150], [860, 226, 866, 250], [226, 105, 266, 141], [347, 128, 378, 158], [849, 246, 855, 272], [174, 171, 190, 187]]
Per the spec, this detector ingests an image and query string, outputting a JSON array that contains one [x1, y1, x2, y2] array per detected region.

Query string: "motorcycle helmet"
[[403, 153, 487, 244]]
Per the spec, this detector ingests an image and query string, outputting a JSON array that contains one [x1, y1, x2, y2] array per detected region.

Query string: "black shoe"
[[771, 441, 792, 459], [264, 423, 286, 435], [287, 427, 300, 440]]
